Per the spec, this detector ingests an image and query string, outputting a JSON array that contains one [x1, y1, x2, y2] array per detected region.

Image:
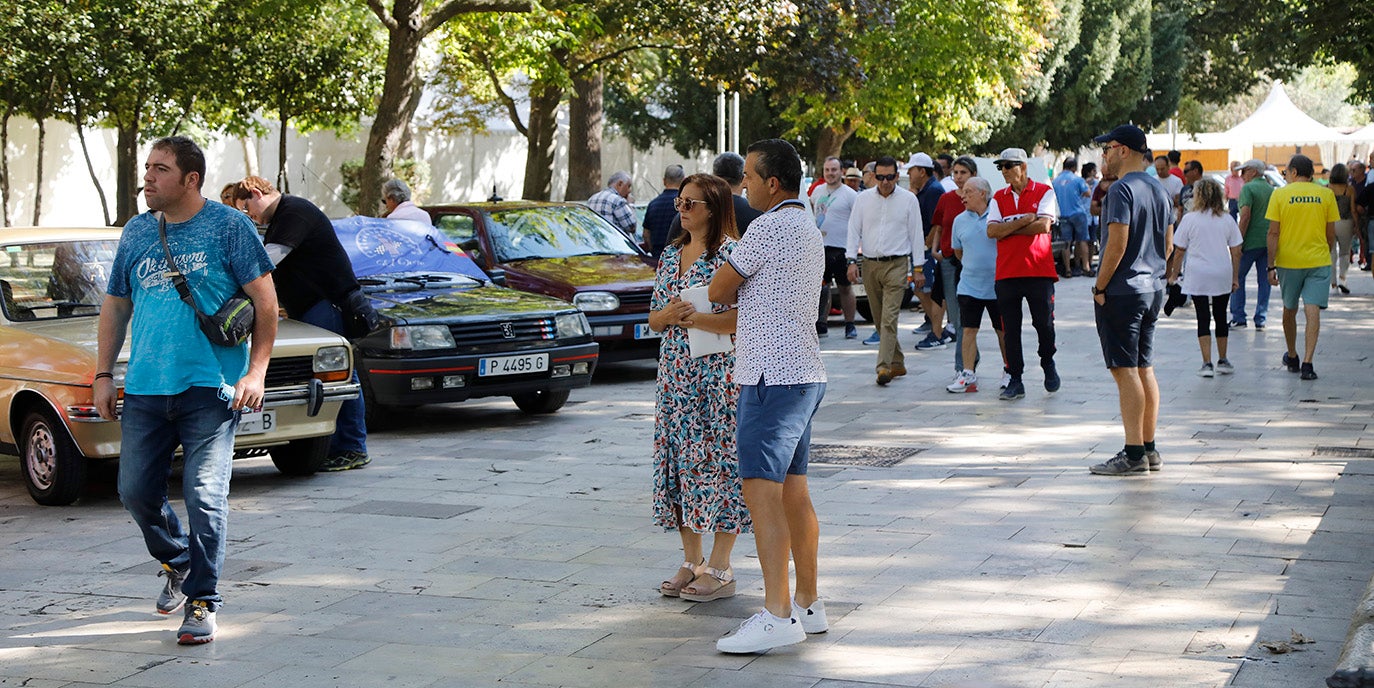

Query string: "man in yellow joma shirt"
[[1266, 154, 1337, 380]]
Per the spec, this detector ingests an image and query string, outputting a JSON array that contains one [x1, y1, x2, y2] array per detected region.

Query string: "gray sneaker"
[[156, 563, 188, 615], [177, 600, 217, 645], [1215, 359, 1234, 375], [319, 451, 371, 472], [1089, 451, 1148, 476], [1146, 449, 1161, 471]]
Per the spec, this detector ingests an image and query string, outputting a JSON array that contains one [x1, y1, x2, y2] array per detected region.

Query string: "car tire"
[[512, 389, 570, 414], [269, 436, 329, 476], [361, 384, 400, 431], [19, 408, 86, 506]]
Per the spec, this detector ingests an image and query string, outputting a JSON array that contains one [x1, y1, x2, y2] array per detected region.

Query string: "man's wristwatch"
[[1091, 286, 1105, 296], [1267, 266, 1278, 272]]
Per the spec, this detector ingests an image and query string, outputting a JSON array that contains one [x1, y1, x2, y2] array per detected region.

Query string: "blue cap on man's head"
[[1093, 125, 1148, 153]]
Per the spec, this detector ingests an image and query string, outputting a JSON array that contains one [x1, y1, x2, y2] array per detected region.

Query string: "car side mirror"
[[486, 268, 507, 287]]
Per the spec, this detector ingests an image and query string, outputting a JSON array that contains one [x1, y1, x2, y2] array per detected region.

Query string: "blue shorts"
[[1058, 215, 1089, 243], [921, 253, 936, 293], [1094, 290, 1163, 369], [737, 380, 826, 483]]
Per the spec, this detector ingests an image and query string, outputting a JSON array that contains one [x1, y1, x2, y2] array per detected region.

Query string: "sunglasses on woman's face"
[[674, 197, 707, 212], [874, 173, 898, 182]]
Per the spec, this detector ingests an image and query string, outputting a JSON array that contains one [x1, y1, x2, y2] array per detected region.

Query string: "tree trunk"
[[1, 110, 10, 228], [521, 81, 562, 201], [397, 76, 425, 161], [360, 8, 425, 216], [564, 68, 604, 202], [814, 125, 856, 168], [277, 109, 290, 193], [32, 118, 45, 225], [115, 123, 140, 226], [73, 107, 112, 227]]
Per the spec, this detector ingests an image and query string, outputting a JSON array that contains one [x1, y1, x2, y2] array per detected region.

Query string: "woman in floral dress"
[[650, 173, 748, 602]]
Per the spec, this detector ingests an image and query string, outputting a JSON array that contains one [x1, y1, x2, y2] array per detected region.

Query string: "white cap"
[[902, 152, 934, 173]]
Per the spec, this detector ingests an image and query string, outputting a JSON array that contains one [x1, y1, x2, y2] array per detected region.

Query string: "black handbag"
[[157, 213, 256, 347]]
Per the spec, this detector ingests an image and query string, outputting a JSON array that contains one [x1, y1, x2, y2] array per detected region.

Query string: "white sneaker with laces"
[[716, 610, 805, 653], [792, 598, 829, 634], [946, 370, 978, 393]]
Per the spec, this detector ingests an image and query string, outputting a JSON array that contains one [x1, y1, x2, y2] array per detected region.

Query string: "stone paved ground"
[[2, 274, 1373, 688]]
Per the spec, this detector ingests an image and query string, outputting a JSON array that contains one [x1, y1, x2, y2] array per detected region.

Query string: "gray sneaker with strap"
[[156, 563, 188, 615], [177, 600, 217, 645], [1089, 450, 1148, 476]]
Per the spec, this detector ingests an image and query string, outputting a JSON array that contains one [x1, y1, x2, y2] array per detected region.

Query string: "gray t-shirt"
[[1102, 171, 1171, 295]]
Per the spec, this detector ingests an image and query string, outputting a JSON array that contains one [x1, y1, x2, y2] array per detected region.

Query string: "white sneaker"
[[1000, 372, 1012, 389], [716, 610, 805, 653], [792, 598, 829, 634], [946, 370, 978, 394], [1198, 363, 1214, 378]]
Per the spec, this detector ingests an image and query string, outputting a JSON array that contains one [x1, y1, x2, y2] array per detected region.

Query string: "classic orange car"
[[0, 228, 360, 505]]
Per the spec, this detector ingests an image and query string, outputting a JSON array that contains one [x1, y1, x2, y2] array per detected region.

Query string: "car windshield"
[[484, 206, 640, 261], [1, 239, 118, 321]]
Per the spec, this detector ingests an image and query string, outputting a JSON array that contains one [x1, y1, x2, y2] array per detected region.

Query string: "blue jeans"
[[939, 257, 963, 371], [118, 387, 238, 610], [1229, 247, 1270, 326], [299, 299, 367, 455]]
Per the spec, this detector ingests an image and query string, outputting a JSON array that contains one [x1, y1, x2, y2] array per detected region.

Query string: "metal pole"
[[731, 92, 740, 153], [717, 90, 726, 156]]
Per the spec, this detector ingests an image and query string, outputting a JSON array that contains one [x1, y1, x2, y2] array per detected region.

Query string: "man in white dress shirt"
[[845, 155, 925, 385]]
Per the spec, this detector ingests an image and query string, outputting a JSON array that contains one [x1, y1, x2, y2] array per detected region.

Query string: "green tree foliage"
[[985, 0, 1174, 152], [603, 0, 1052, 165], [207, 0, 383, 193]]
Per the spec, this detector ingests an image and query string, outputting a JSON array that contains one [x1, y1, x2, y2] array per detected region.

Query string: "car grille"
[[265, 356, 314, 387], [617, 291, 651, 309], [448, 317, 554, 346]]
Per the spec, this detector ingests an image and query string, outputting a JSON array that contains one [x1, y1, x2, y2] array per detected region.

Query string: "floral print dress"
[[651, 240, 751, 534]]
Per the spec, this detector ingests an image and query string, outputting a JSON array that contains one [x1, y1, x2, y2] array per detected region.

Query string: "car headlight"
[[312, 345, 351, 382], [389, 325, 456, 350], [555, 312, 590, 339], [573, 291, 620, 312]]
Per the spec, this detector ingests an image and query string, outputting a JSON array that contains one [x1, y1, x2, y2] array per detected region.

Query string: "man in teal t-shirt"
[[1230, 159, 1274, 329], [95, 136, 276, 646]]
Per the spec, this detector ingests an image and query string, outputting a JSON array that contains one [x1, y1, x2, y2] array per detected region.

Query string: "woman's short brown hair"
[[670, 174, 740, 258]]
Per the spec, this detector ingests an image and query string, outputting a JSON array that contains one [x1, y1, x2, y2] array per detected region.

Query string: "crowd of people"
[[642, 125, 1358, 654]]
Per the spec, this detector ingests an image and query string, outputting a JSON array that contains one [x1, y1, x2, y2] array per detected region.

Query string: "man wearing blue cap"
[[1088, 124, 1173, 476]]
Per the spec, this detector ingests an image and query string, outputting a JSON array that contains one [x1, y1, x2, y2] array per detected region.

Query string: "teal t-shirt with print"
[[107, 201, 274, 395]]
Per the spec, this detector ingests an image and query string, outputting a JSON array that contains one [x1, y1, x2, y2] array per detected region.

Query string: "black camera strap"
[[156, 212, 206, 316]]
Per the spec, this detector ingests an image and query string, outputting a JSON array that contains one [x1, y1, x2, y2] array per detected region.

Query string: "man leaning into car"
[[235, 175, 372, 471], [96, 136, 278, 645]]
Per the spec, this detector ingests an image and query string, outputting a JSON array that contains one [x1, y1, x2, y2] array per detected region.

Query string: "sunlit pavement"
[[2, 272, 1373, 687]]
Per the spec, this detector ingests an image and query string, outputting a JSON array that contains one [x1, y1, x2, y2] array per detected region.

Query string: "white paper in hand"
[[679, 285, 733, 358]]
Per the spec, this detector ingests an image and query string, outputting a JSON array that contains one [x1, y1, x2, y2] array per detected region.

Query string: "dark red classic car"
[[422, 202, 660, 361]]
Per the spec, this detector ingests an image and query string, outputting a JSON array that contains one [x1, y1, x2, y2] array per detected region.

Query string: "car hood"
[[506, 254, 655, 290], [2, 317, 347, 364], [364, 284, 575, 324]]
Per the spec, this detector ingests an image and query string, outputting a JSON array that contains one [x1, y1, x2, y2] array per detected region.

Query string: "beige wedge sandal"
[[659, 559, 703, 597], [679, 566, 735, 602]]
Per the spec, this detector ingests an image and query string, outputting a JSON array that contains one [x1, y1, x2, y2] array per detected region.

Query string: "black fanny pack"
[[158, 213, 256, 347]]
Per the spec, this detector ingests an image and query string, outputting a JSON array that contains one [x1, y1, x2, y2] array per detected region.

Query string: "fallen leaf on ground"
[[1290, 629, 1315, 644]]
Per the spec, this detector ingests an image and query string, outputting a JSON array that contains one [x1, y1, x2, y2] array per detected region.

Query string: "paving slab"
[[3, 275, 1374, 687]]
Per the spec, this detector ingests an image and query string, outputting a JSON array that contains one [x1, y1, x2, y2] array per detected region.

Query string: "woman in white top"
[[1166, 178, 1243, 377]]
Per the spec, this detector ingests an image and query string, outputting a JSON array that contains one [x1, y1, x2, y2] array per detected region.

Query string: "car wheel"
[[512, 389, 570, 414], [855, 301, 873, 322], [362, 384, 399, 431], [19, 408, 86, 506], [269, 436, 329, 476]]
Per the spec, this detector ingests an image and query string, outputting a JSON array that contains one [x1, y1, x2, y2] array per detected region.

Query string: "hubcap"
[[25, 421, 57, 491]]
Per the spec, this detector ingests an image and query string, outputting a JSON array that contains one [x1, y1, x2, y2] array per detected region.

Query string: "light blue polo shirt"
[[951, 208, 997, 300]]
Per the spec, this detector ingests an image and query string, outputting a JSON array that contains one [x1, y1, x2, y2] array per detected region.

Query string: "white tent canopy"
[[1146, 82, 1351, 168], [1224, 81, 1346, 146]]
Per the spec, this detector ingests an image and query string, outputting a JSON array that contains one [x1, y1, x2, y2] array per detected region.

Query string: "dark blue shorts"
[[1094, 290, 1163, 368]]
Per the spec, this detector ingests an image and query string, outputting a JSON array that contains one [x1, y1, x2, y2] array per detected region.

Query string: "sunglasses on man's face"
[[996, 162, 1022, 171], [874, 173, 898, 181]]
